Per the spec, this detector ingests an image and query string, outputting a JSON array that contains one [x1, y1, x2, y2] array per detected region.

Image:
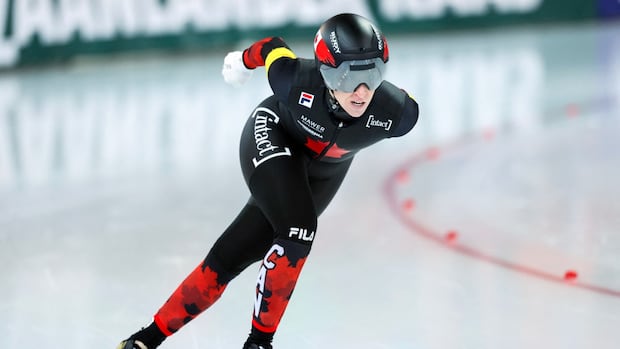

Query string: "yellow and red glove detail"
[[242, 37, 295, 71]]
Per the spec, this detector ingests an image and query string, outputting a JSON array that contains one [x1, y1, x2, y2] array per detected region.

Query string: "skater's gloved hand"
[[222, 51, 254, 86]]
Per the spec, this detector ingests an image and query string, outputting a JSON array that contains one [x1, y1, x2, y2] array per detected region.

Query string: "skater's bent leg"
[[243, 161, 353, 346], [252, 238, 312, 332], [237, 99, 320, 346], [153, 261, 232, 336], [124, 204, 275, 348], [244, 157, 318, 344]]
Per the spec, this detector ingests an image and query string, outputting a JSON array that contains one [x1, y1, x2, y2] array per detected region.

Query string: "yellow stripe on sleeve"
[[265, 47, 297, 73]]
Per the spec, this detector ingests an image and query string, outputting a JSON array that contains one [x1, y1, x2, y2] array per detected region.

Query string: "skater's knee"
[[202, 251, 243, 284]]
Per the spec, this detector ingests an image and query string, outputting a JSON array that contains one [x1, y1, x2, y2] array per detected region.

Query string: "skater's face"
[[331, 84, 375, 118]]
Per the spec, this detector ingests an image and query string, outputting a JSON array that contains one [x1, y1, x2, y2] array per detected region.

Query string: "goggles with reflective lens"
[[319, 58, 386, 93]]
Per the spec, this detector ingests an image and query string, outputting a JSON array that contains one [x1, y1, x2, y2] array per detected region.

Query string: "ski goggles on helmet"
[[319, 58, 386, 93]]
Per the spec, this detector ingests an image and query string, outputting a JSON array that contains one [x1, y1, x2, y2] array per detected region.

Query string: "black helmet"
[[314, 13, 389, 92]]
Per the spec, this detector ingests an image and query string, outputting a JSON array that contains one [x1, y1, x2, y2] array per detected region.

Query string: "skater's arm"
[[242, 37, 299, 101], [392, 93, 419, 137], [242, 37, 296, 72], [222, 37, 296, 88]]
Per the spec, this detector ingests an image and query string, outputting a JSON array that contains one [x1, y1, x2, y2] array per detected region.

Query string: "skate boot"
[[242, 343, 273, 349], [117, 338, 148, 349], [116, 323, 166, 349]]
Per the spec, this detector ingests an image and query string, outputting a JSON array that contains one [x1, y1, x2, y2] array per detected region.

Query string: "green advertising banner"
[[0, 0, 597, 69]]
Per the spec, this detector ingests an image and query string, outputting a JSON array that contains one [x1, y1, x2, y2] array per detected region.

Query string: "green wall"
[[0, 0, 598, 69]]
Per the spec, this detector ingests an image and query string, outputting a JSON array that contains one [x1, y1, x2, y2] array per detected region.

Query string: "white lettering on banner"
[[254, 244, 285, 317], [382, 0, 444, 19], [449, 0, 488, 16], [55, 0, 97, 41], [493, 0, 542, 13], [0, 0, 371, 67], [237, 0, 370, 27], [12, 0, 54, 45], [0, 0, 549, 68], [379, 0, 542, 20], [0, 0, 18, 64]]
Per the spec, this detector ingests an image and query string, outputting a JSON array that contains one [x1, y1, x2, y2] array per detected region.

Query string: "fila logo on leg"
[[289, 227, 315, 242]]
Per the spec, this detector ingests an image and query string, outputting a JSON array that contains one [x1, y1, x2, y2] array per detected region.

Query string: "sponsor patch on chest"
[[366, 115, 393, 131], [298, 92, 315, 108], [298, 115, 326, 138]]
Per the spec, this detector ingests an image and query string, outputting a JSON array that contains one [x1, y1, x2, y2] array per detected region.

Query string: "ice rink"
[[1, 19, 620, 349]]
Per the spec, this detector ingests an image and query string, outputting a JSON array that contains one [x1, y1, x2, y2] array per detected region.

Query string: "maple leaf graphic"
[[304, 137, 350, 158]]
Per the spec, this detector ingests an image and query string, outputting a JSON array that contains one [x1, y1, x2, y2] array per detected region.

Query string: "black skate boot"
[[242, 343, 273, 349], [117, 338, 148, 349], [243, 327, 273, 349], [116, 323, 166, 349]]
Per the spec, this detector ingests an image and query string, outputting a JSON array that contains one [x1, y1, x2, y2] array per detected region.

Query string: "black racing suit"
[[151, 37, 419, 344]]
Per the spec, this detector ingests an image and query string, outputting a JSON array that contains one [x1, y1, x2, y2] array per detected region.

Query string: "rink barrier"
[[0, 0, 616, 69]]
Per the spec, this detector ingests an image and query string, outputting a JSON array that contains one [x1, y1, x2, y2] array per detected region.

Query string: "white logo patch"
[[366, 115, 393, 131], [298, 92, 314, 108]]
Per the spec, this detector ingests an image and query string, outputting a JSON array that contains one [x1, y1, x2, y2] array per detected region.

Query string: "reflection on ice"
[[2, 22, 620, 191]]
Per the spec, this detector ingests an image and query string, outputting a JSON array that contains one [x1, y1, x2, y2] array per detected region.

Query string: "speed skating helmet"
[[313, 13, 389, 92]]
